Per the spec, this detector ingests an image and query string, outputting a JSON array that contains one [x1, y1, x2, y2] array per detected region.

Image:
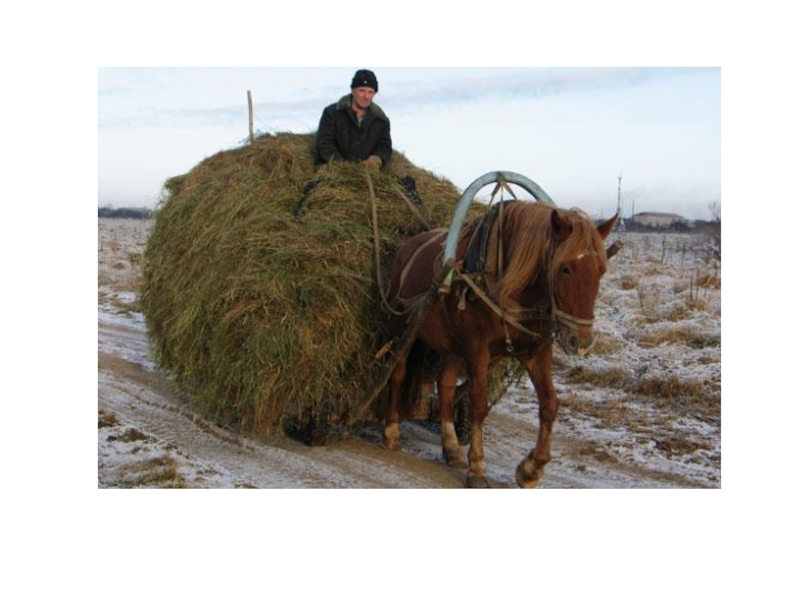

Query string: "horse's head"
[[549, 210, 618, 356]]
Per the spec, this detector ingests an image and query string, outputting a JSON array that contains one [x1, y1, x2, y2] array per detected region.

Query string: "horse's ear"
[[550, 209, 573, 241], [597, 213, 619, 240]]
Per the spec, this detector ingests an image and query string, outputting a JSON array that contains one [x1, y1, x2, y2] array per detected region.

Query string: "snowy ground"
[[98, 218, 721, 488]]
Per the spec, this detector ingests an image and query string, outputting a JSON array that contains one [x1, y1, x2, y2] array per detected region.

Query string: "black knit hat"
[[351, 69, 378, 92]]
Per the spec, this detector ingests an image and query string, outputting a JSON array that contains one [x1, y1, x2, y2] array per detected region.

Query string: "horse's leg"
[[465, 350, 491, 488], [383, 355, 406, 452], [516, 350, 558, 488], [438, 355, 467, 467]]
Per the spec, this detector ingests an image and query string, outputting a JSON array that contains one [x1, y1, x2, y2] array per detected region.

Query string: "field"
[[98, 217, 721, 488]]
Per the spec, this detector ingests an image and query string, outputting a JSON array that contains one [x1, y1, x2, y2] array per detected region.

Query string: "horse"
[[382, 200, 618, 488]]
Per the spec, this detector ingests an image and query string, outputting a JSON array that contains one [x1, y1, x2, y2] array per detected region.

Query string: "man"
[[296, 69, 420, 215], [315, 69, 392, 170]]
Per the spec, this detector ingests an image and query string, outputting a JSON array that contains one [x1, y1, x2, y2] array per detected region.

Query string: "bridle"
[[551, 250, 602, 334]]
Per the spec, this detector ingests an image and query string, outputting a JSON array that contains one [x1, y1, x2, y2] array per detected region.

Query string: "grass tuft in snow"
[[116, 455, 185, 488]]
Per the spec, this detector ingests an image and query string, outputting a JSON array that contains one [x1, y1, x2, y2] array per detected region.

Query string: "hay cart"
[[142, 133, 595, 447]]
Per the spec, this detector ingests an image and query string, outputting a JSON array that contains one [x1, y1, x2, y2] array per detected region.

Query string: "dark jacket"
[[315, 94, 392, 167]]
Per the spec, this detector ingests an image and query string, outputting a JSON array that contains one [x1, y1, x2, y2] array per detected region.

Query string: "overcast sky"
[[98, 66, 720, 220]]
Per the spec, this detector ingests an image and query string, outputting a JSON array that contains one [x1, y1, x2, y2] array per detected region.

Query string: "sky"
[[98, 67, 720, 220]]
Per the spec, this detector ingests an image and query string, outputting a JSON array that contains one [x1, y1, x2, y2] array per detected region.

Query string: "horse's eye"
[[560, 265, 572, 276]]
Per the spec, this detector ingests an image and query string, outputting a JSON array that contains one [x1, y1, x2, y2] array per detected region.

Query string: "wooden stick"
[[247, 90, 254, 143], [606, 240, 624, 260], [347, 264, 449, 425]]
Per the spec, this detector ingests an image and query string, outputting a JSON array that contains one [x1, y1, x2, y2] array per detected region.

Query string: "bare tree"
[[707, 200, 721, 261], [708, 200, 721, 223]]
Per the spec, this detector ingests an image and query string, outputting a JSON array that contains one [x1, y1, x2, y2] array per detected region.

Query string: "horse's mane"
[[460, 202, 607, 304]]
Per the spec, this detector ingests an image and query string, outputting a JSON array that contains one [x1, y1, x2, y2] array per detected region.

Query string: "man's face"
[[351, 86, 376, 111]]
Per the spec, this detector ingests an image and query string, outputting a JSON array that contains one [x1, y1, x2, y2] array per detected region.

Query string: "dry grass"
[[636, 324, 719, 348], [98, 409, 119, 429], [619, 274, 638, 290], [672, 279, 690, 294], [654, 435, 707, 456], [633, 374, 708, 401], [588, 332, 625, 354], [563, 364, 719, 417], [559, 390, 630, 425], [695, 272, 721, 289], [106, 428, 151, 443], [564, 365, 630, 388], [116, 455, 185, 488]]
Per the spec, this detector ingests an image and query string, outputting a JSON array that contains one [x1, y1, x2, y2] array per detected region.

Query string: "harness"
[[449, 200, 599, 353], [455, 254, 598, 354], [463, 200, 515, 274]]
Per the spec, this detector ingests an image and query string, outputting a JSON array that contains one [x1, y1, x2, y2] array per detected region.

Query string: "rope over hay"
[[140, 132, 519, 442]]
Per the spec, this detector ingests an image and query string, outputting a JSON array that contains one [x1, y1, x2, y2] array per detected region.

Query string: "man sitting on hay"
[[310, 69, 422, 206], [316, 69, 392, 172]]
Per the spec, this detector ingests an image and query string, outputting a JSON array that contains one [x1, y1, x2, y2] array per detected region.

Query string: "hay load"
[[141, 132, 468, 441]]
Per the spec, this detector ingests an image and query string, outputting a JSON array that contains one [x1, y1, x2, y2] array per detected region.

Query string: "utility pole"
[[617, 173, 623, 216]]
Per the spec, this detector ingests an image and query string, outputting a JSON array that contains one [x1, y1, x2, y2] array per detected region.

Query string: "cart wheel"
[[284, 404, 331, 446]]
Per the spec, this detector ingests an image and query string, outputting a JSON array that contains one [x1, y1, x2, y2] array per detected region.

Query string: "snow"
[[98, 220, 721, 489]]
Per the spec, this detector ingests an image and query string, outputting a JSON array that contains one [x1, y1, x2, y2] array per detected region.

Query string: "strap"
[[458, 271, 542, 340], [393, 180, 431, 230], [367, 171, 408, 316], [463, 201, 516, 273], [552, 307, 595, 331]]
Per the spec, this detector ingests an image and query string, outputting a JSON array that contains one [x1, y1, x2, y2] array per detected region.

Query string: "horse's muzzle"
[[553, 310, 595, 356], [556, 329, 593, 356]]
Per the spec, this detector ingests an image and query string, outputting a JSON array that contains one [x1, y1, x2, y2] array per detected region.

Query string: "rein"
[[366, 170, 435, 317], [367, 171, 402, 316], [457, 270, 546, 350]]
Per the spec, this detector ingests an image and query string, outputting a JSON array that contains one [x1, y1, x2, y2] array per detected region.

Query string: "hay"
[[141, 132, 479, 437]]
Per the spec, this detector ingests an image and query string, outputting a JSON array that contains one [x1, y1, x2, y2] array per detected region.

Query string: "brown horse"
[[383, 201, 618, 488]]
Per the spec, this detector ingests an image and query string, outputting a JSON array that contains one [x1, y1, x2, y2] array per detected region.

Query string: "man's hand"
[[364, 155, 383, 171]]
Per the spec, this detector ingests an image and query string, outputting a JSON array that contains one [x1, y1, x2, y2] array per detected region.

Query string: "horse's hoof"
[[515, 462, 541, 489], [382, 423, 402, 451], [516, 476, 539, 489], [382, 437, 402, 452], [442, 447, 467, 468], [466, 475, 491, 488]]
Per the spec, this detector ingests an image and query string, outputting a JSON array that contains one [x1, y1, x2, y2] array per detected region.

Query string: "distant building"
[[630, 211, 689, 229]]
